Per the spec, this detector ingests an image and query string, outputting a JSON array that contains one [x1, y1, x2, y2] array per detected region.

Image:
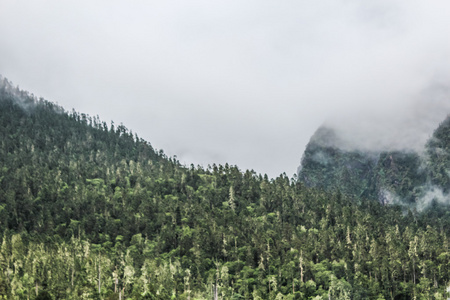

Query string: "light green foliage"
[[1, 78, 450, 299]]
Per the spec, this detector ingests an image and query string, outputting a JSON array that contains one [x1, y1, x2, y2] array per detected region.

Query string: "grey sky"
[[1, 1, 450, 178]]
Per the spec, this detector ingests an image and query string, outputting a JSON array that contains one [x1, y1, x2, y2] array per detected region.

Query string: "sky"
[[1, 1, 450, 178]]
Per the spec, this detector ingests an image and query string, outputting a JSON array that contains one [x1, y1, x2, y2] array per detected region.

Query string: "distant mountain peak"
[[298, 116, 450, 210]]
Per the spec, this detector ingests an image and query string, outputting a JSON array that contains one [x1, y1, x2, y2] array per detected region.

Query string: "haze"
[[1, 1, 450, 178]]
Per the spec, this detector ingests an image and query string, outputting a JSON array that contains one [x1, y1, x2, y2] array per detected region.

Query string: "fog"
[[1, 0, 450, 177], [324, 82, 450, 152]]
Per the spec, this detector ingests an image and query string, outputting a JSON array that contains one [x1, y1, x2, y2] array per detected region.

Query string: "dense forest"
[[298, 118, 450, 209], [1, 76, 450, 299]]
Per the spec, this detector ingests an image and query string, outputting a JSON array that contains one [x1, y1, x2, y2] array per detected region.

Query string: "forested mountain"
[[1, 76, 450, 299], [298, 118, 450, 209], [426, 116, 450, 194]]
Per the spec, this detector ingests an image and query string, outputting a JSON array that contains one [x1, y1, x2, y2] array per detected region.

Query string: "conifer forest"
[[1, 77, 450, 299]]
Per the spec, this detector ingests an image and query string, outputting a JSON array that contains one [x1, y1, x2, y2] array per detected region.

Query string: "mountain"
[[2, 76, 450, 299], [297, 126, 380, 200], [426, 116, 450, 192], [298, 116, 450, 209]]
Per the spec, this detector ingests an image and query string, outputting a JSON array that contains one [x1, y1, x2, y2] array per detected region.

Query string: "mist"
[[324, 81, 450, 152], [1, 1, 450, 177]]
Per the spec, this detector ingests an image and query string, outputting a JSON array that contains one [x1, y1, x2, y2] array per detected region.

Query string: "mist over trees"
[[1, 77, 450, 299], [298, 116, 450, 211]]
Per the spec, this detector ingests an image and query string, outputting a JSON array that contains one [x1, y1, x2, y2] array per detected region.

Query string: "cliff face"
[[298, 117, 450, 207]]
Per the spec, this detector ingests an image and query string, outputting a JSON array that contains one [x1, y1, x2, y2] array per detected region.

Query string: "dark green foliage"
[[299, 124, 449, 208], [35, 291, 53, 300], [1, 77, 450, 299], [426, 116, 450, 192], [298, 127, 379, 199]]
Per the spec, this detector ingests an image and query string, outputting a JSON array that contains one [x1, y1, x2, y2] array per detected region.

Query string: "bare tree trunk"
[[434, 271, 437, 288], [188, 281, 191, 300], [98, 254, 101, 294], [214, 268, 218, 300], [299, 250, 304, 283]]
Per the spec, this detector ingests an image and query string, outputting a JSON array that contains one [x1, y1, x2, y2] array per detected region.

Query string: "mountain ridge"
[[298, 115, 450, 209]]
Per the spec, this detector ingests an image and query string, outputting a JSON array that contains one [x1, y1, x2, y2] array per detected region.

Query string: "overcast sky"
[[1, 1, 450, 178]]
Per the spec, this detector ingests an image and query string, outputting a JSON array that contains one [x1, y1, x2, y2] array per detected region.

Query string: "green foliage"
[[36, 291, 53, 300], [1, 77, 450, 298], [299, 124, 450, 208]]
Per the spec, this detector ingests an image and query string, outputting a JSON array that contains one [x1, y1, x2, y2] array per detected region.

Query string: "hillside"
[[298, 118, 450, 209], [426, 116, 450, 193], [1, 77, 450, 299]]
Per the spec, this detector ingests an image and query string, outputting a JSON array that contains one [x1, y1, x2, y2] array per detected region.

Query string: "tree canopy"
[[1, 77, 450, 299]]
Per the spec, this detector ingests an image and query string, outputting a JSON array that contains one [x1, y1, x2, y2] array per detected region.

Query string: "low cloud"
[[1, 1, 450, 177], [323, 81, 450, 153], [417, 185, 450, 212]]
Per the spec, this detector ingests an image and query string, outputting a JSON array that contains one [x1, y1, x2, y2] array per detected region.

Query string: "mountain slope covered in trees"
[[298, 118, 450, 209], [1, 76, 450, 299]]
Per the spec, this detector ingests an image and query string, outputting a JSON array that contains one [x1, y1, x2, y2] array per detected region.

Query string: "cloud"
[[1, 0, 450, 177], [323, 81, 450, 152], [417, 185, 450, 212]]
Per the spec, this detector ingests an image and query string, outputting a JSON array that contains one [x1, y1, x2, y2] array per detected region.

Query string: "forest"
[[298, 118, 450, 208], [1, 77, 450, 299]]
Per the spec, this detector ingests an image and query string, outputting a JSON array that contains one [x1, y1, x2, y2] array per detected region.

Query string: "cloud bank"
[[1, 0, 450, 177]]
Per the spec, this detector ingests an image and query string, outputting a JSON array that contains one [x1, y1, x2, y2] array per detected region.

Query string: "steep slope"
[[372, 151, 426, 204], [298, 117, 450, 207], [298, 126, 379, 199], [0, 76, 167, 235], [426, 116, 450, 192]]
